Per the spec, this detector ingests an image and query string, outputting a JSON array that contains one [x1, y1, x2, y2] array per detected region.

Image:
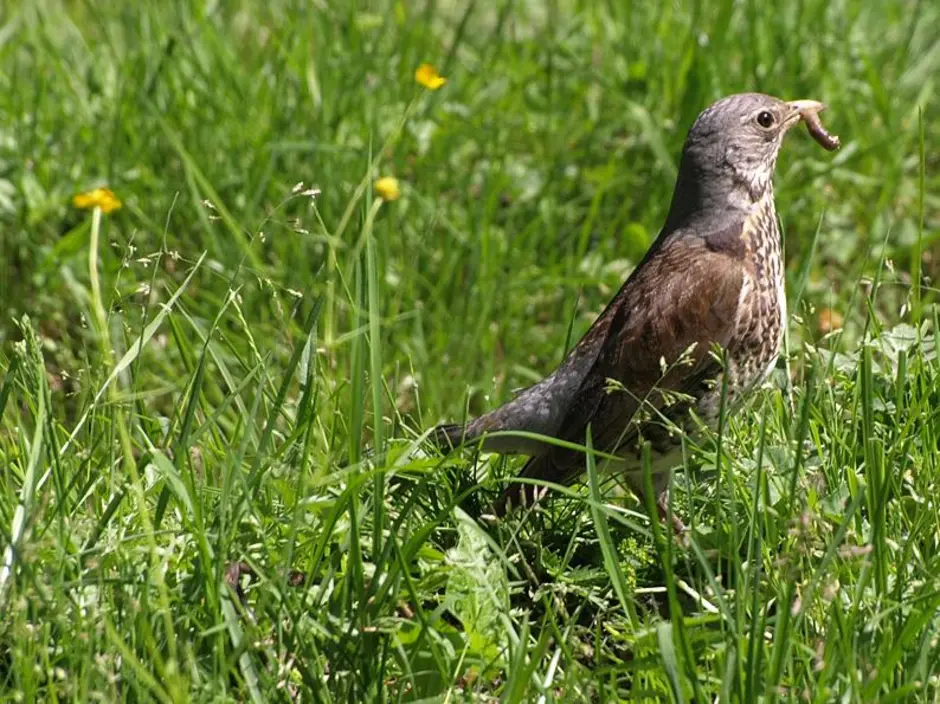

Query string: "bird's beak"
[[785, 99, 827, 126]]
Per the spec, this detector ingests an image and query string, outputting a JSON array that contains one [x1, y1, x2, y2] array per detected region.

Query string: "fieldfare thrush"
[[434, 93, 839, 527]]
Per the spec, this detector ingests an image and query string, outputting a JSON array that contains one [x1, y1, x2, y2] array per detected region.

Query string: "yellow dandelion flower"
[[415, 63, 446, 90], [374, 177, 401, 201], [73, 187, 122, 214]]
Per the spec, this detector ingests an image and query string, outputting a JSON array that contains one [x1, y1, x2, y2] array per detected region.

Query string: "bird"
[[433, 93, 839, 528]]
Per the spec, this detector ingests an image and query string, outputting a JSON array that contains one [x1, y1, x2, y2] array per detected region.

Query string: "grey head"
[[663, 93, 825, 231]]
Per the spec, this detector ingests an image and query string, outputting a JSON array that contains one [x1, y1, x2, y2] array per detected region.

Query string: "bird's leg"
[[626, 469, 687, 537], [496, 482, 549, 517], [656, 491, 687, 536]]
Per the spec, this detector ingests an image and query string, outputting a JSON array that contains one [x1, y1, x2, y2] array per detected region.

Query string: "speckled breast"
[[686, 196, 786, 433], [623, 196, 787, 467], [724, 197, 786, 402]]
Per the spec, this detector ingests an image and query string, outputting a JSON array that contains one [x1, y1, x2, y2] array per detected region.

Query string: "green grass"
[[1, 0, 939, 700]]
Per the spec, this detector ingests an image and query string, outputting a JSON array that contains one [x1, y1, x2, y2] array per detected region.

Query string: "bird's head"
[[665, 93, 825, 229]]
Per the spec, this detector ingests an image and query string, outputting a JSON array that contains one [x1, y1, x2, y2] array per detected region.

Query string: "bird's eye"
[[756, 111, 775, 128]]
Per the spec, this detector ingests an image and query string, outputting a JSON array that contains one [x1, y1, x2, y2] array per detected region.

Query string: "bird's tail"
[[432, 419, 559, 514], [430, 422, 470, 452]]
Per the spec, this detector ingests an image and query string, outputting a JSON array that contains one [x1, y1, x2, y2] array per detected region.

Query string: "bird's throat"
[[663, 161, 774, 235]]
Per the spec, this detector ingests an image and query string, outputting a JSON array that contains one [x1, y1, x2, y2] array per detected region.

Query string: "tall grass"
[[1, 0, 939, 700]]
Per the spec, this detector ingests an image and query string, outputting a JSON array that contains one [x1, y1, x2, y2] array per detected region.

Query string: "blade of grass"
[[642, 441, 704, 704], [585, 426, 640, 629], [55, 251, 207, 465], [0, 320, 46, 608]]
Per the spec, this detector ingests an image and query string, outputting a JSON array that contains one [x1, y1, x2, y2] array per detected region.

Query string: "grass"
[[1, 0, 939, 700]]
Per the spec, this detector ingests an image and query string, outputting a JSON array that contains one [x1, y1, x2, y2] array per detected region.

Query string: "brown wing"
[[506, 224, 748, 505]]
